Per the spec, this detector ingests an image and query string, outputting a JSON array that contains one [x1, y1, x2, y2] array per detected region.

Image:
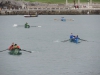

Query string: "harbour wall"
[[0, 8, 100, 15]]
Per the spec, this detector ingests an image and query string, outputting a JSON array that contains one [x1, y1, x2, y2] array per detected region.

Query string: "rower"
[[25, 22, 30, 28], [74, 35, 80, 43], [13, 44, 20, 49], [70, 33, 74, 42], [8, 42, 14, 50]]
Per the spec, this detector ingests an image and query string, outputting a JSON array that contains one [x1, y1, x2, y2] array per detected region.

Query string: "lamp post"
[[87, 0, 90, 8], [90, 0, 92, 5], [87, 0, 90, 15], [66, 0, 68, 6], [74, 0, 76, 7], [78, 0, 80, 5]]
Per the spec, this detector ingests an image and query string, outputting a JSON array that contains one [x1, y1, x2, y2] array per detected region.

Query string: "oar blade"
[[21, 49, 32, 53], [13, 24, 18, 27], [13, 24, 42, 28], [79, 39, 87, 41], [61, 39, 70, 42], [0, 49, 8, 52], [30, 26, 42, 27]]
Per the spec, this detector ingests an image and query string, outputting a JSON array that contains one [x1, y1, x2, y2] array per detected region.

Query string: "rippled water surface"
[[0, 15, 100, 75]]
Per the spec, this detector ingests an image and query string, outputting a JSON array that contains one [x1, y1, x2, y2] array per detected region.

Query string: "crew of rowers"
[[8, 43, 21, 50], [70, 33, 80, 43]]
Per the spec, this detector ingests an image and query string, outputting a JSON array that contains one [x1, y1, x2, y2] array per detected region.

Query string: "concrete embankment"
[[0, 9, 100, 15]]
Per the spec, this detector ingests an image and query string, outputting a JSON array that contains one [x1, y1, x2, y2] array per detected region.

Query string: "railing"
[[1, 6, 100, 12]]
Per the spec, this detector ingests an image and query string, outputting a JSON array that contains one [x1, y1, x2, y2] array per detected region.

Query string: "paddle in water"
[[0, 49, 8, 52], [79, 38, 88, 41], [13, 24, 41, 28], [61, 39, 70, 42], [21, 49, 32, 53]]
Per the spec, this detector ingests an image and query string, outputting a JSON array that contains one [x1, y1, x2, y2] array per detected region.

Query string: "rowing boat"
[[25, 24, 30, 28], [24, 14, 38, 17], [61, 17, 66, 21], [61, 18, 66, 21], [8, 48, 22, 55], [70, 38, 80, 43]]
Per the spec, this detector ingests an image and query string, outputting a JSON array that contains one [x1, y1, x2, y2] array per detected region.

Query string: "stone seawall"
[[0, 9, 100, 15]]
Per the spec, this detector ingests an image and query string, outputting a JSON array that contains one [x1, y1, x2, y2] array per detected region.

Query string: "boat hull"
[[24, 15, 38, 17], [70, 38, 80, 43], [8, 48, 22, 55], [61, 19, 66, 21]]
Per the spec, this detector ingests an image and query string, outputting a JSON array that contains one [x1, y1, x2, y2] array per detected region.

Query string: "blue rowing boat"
[[70, 38, 80, 43], [61, 17, 66, 21]]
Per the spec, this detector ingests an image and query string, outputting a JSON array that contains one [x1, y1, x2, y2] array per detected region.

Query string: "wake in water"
[[53, 40, 60, 43]]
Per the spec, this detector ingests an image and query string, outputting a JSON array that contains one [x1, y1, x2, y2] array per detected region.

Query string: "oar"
[[0, 49, 8, 52], [61, 39, 70, 42], [13, 24, 41, 28], [17, 25, 41, 27], [21, 49, 32, 53], [13, 24, 25, 27], [54, 19, 60, 21], [79, 39, 88, 41], [30, 26, 41, 27], [79, 39, 96, 42], [13, 24, 18, 27]]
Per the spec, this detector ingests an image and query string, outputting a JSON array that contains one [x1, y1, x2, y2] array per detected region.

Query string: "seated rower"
[[70, 33, 74, 42], [13, 44, 20, 49], [61, 17, 66, 21], [9, 44, 21, 55], [25, 22, 30, 28], [8, 42, 14, 50], [74, 35, 79, 43]]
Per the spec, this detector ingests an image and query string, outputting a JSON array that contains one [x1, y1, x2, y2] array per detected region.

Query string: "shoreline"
[[0, 1, 100, 15], [0, 9, 100, 15]]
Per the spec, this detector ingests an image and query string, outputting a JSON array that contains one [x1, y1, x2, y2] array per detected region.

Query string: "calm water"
[[0, 15, 100, 75]]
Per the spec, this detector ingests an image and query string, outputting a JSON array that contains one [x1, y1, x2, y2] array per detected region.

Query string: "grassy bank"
[[24, 0, 100, 3]]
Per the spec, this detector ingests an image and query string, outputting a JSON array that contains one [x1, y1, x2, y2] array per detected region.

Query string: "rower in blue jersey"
[[70, 33, 74, 42], [74, 35, 79, 43], [61, 17, 66, 21]]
